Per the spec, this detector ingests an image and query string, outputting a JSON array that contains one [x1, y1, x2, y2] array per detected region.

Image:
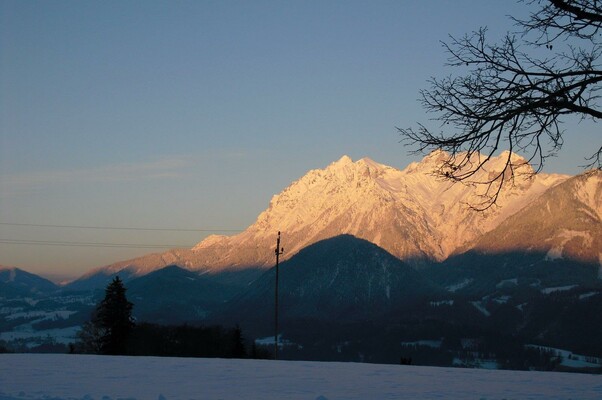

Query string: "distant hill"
[[126, 265, 239, 325], [0, 266, 58, 297], [223, 235, 438, 325]]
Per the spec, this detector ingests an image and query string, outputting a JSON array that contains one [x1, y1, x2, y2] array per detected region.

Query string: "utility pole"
[[274, 231, 284, 360]]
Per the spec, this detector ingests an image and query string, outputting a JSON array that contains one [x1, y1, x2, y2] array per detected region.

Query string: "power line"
[[0, 222, 243, 232], [0, 239, 192, 249], [0, 238, 263, 249]]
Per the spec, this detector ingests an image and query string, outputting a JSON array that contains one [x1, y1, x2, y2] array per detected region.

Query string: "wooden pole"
[[274, 231, 283, 359]]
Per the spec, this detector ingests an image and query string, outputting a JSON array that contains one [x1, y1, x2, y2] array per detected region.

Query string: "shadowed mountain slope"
[[468, 170, 602, 270], [0, 266, 58, 297], [126, 265, 237, 324], [222, 235, 439, 325]]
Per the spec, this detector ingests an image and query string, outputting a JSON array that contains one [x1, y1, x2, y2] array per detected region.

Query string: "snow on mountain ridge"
[[77, 151, 576, 283], [469, 170, 602, 268], [574, 170, 602, 221], [190, 152, 568, 268]]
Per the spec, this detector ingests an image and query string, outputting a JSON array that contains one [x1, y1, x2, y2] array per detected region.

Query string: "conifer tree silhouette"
[[77, 276, 134, 355]]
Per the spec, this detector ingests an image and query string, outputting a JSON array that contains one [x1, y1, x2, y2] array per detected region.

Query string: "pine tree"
[[77, 276, 134, 355], [75, 315, 105, 354], [231, 324, 247, 358]]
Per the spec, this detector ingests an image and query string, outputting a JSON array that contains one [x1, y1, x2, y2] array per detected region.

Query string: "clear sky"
[[1, 1, 598, 281]]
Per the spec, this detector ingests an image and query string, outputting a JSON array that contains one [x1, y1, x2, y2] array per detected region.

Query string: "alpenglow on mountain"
[[74, 151, 601, 285]]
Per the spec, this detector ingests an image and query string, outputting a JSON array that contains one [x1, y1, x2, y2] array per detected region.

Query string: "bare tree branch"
[[399, 0, 602, 209]]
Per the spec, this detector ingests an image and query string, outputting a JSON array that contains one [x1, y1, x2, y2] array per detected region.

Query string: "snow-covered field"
[[1, 354, 601, 400]]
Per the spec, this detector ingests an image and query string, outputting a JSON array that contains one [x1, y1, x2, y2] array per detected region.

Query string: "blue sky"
[[0, 1, 598, 280]]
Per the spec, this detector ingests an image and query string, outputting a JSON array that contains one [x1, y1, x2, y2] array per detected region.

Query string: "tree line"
[[72, 276, 270, 359]]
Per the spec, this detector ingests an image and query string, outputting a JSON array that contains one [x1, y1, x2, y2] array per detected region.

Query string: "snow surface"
[[0, 326, 79, 346], [526, 345, 602, 369], [540, 285, 578, 294], [401, 340, 442, 349], [496, 278, 518, 288], [471, 301, 491, 317], [446, 278, 473, 292], [254, 335, 300, 349], [493, 295, 511, 304], [453, 357, 499, 370], [544, 230, 594, 262], [0, 309, 80, 347], [429, 300, 454, 307], [4, 310, 75, 321], [580, 292, 599, 300], [1, 354, 601, 400]]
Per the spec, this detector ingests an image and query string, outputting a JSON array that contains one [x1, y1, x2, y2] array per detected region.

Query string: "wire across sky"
[[0, 222, 243, 232], [0, 222, 245, 249]]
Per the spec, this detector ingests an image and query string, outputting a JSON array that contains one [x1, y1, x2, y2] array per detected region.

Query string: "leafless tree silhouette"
[[398, 0, 602, 209]]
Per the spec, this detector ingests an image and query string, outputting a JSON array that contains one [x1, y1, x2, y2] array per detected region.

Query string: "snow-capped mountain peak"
[[189, 152, 569, 269], [78, 151, 588, 284], [332, 154, 353, 166]]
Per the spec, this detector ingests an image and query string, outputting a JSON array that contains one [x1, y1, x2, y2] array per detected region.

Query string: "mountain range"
[[2, 151, 601, 369], [67, 150, 600, 288]]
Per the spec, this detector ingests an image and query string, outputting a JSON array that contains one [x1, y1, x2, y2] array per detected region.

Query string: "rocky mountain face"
[[191, 151, 568, 269], [416, 169, 602, 294], [470, 170, 602, 270], [71, 151, 576, 288]]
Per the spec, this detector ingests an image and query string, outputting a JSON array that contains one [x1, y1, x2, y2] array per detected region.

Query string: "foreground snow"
[[1, 354, 601, 400]]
